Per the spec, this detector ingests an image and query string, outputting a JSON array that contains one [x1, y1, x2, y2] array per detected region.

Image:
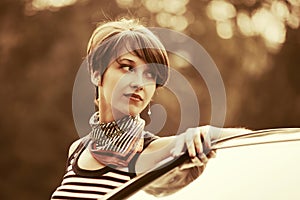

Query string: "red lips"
[[124, 93, 143, 101]]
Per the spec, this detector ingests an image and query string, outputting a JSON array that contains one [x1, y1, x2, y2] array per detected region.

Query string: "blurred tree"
[[0, 0, 299, 200]]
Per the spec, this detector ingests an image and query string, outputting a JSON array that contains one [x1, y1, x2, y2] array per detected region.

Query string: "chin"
[[113, 108, 141, 117], [114, 104, 145, 117], [128, 106, 144, 117], [128, 110, 142, 117]]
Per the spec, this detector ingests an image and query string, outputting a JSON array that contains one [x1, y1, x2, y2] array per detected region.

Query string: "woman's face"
[[99, 52, 156, 119]]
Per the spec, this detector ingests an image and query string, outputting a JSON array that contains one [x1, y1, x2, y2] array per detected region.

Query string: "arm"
[[135, 134, 205, 197], [136, 125, 251, 172], [136, 125, 251, 196], [135, 136, 177, 174]]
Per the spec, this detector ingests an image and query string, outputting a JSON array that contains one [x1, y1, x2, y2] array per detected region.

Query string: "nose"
[[130, 81, 144, 91], [129, 75, 144, 91]]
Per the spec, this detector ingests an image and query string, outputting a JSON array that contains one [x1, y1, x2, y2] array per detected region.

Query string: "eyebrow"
[[117, 57, 135, 63]]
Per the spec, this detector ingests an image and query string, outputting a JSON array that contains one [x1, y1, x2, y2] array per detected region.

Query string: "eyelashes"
[[120, 64, 134, 72], [119, 64, 156, 80]]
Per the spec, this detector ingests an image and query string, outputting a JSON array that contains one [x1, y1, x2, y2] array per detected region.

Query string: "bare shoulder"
[[68, 138, 84, 157]]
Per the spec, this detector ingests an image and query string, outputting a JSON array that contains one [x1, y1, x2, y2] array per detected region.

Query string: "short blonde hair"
[[87, 18, 170, 87]]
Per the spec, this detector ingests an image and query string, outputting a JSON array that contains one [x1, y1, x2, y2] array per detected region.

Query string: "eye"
[[120, 64, 134, 72]]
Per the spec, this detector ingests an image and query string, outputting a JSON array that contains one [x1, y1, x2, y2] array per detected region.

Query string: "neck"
[[98, 106, 128, 123]]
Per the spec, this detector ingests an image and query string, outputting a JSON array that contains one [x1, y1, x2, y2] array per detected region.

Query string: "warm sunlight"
[[206, 0, 236, 21], [116, 0, 135, 8], [156, 12, 188, 31], [31, 0, 77, 10], [216, 21, 233, 39], [252, 8, 286, 50], [237, 11, 255, 37], [162, 0, 189, 14], [141, 0, 189, 31], [4, 1, 300, 200], [271, 1, 290, 21], [204, 0, 300, 51], [142, 0, 163, 13]]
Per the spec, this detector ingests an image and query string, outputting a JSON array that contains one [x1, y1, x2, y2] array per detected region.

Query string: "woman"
[[51, 18, 247, 199]]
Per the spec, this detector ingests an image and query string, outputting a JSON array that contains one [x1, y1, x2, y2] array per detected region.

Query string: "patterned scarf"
[[88, 112, 145, 168]]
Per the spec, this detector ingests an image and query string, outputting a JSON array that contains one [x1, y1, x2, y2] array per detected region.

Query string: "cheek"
[[145, 85, 156, 101], [110, 81, 124, 100], [102, 77, 123, 102]]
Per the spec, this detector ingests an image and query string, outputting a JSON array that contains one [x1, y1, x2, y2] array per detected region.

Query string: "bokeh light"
[[252, 7, 286, 51], [203, 0, 300, 52], [216, 20, 233, 39], [3, 1, 300, 200], [271, 1, 290, 21], [162, 0, 188, 14], [237, 11, 255, 37], [206, 0, 236, 21], [140, 0, 190, 31], [31, 0, 78, 10], [142, 0, 163, 13], [116, 0, 135, 8]]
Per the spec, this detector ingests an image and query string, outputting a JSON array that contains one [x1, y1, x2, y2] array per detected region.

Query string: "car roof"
[[130, 128, 300, 200]]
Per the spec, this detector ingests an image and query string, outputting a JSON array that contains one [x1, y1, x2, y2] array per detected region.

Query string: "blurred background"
[[1, 0, 299, 199]]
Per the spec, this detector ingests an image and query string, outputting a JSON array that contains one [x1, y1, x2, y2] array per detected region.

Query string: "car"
[[107, 128, 300, 200]]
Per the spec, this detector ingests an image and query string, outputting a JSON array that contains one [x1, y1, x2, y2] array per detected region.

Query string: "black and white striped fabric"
[[88, 112, 145, 167], [51, 138, 133, 200], [51, 132, 159, 200]]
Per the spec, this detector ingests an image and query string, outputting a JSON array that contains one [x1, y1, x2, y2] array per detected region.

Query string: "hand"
[[171, 126, 216, 163]]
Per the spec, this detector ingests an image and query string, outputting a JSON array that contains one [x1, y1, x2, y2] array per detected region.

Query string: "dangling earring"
[[92, 77, 100, 86], [147, 104, 151, 116], [91, 71, 101, 86]]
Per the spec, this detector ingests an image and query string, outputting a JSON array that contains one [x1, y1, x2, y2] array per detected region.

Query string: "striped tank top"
[[51, 132, 158, 200]]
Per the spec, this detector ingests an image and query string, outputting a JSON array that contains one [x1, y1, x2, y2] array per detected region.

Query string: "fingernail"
[[171, 150, 179, 157]]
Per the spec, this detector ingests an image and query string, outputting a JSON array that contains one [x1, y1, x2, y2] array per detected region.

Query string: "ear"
[[91, 71, 101, 86]]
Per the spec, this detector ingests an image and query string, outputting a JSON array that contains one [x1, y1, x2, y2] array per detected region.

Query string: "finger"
[[185, 131, 196, 157], [191, 157, 203, 166], [207, 150, 217, 159], [198, 153, 208, 164], [200, 128, 211, 153], [196, 132, 204, 156], [179, 157, 204, 170], [194, 131, 202, 155]]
